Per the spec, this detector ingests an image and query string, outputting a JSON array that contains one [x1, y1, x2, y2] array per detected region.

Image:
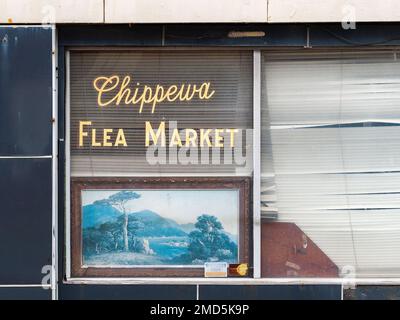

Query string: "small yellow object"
[[7, 18, 12, 23], [236, 263, 248, 276]]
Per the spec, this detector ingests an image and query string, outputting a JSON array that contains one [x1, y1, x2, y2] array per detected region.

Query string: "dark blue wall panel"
[[59, 23, 400, 48], [0, 27, 52, 156], [0, 158, 52, 284], [58, 284, 197, 300], [0, 26, 52, 290], [0, 287, 51, 300], [199, 285, 341, 300], [58, 24, 162, 47], [344, 286, 400, 300]]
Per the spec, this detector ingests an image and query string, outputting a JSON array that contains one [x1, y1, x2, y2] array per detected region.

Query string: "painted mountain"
[[82, 203, 238, 266], [82, 203, 121, 228], [83, 205, 187, 237]]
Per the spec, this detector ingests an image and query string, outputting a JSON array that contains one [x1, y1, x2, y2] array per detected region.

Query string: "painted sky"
[[82, 189, 239, 235]]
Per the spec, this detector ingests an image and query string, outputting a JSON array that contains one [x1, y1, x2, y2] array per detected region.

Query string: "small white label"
[[204, 262, 228, 278]]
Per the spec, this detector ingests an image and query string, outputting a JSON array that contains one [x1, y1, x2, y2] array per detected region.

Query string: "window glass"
[[261, 50, 400, 278]]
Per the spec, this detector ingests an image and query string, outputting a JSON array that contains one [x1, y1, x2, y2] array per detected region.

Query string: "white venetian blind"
[[262, 50, 400, 277], [69, 50, 253, 176]]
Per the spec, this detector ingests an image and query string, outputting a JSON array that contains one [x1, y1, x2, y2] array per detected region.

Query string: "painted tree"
[[94, 191, 141, 251], [98, 221, 123, 251], [187, 214, 237, 262]]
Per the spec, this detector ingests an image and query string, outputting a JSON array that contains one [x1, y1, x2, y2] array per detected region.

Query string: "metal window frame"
[[51, 24, 59, 300], [62, 45, 400, 286], [253, 50, 261, 278], [65, 50, 71, 280]]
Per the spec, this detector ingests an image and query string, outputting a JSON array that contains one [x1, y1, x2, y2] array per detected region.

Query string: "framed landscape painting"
[[70, 177, 251, 277]]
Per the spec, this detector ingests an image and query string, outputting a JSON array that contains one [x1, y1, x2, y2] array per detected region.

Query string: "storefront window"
[[67, 50, 253, 278], [261, 50, 400, 278], [67, 47, 400, 280]]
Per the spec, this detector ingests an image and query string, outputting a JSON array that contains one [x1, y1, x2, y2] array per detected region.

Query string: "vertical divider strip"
[[253, 50, 262, 278], [65, 51, 71, 280], [51, 25, 59, 300]]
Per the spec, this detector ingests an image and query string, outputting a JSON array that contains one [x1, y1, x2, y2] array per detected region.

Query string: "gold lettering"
[[185, 129, 198, 147], [93, 75, 216, 112], [79, 121, 91, 147], [199, 82, 215, 100], [93, 76, 120, 107], [215, 129, 224, 148], [200, 129, 212, 147], [166, 85, 178, 102], [138, 86, 153, 113], [177, 84, 196, 101], [103, 129, 113, 147], [170, 129, 183, 147], [151, 85, 166, 113], [115, 129, 127, 147], [91, 129, 101, 147], [145, 121, 166, 147], [127, 84, 141, 105], [226, 129, 239, 148], [115, 76, 131, 105]]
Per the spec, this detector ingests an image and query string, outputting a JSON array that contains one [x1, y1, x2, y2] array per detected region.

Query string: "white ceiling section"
[[268, 0, 400, 23], [0, 0, 103, 23], [2, 0, 400, 23], [105, 0, 268, 23], [261, 50, 400, 277]]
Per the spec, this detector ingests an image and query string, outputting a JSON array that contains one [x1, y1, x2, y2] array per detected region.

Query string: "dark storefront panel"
[[59, 23, 400, 48], [0, 25, 52, 291], [0, 158, 52, 284], [0, 287, 51, 300], [199, 285, 341, 300], [344, 286, 400, 300], [0, 27, 52, 156], [59, 284, 197, 300]]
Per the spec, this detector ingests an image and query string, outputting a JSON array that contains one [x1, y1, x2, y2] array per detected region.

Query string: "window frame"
[[63, 46, 400, 285]]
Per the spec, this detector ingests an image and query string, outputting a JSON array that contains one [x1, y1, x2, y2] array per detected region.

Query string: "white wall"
[[0, 0, 103, 23], [105, 0, 268, 23], [1, 0, 400, 24], [268, 0, 400, 23]]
